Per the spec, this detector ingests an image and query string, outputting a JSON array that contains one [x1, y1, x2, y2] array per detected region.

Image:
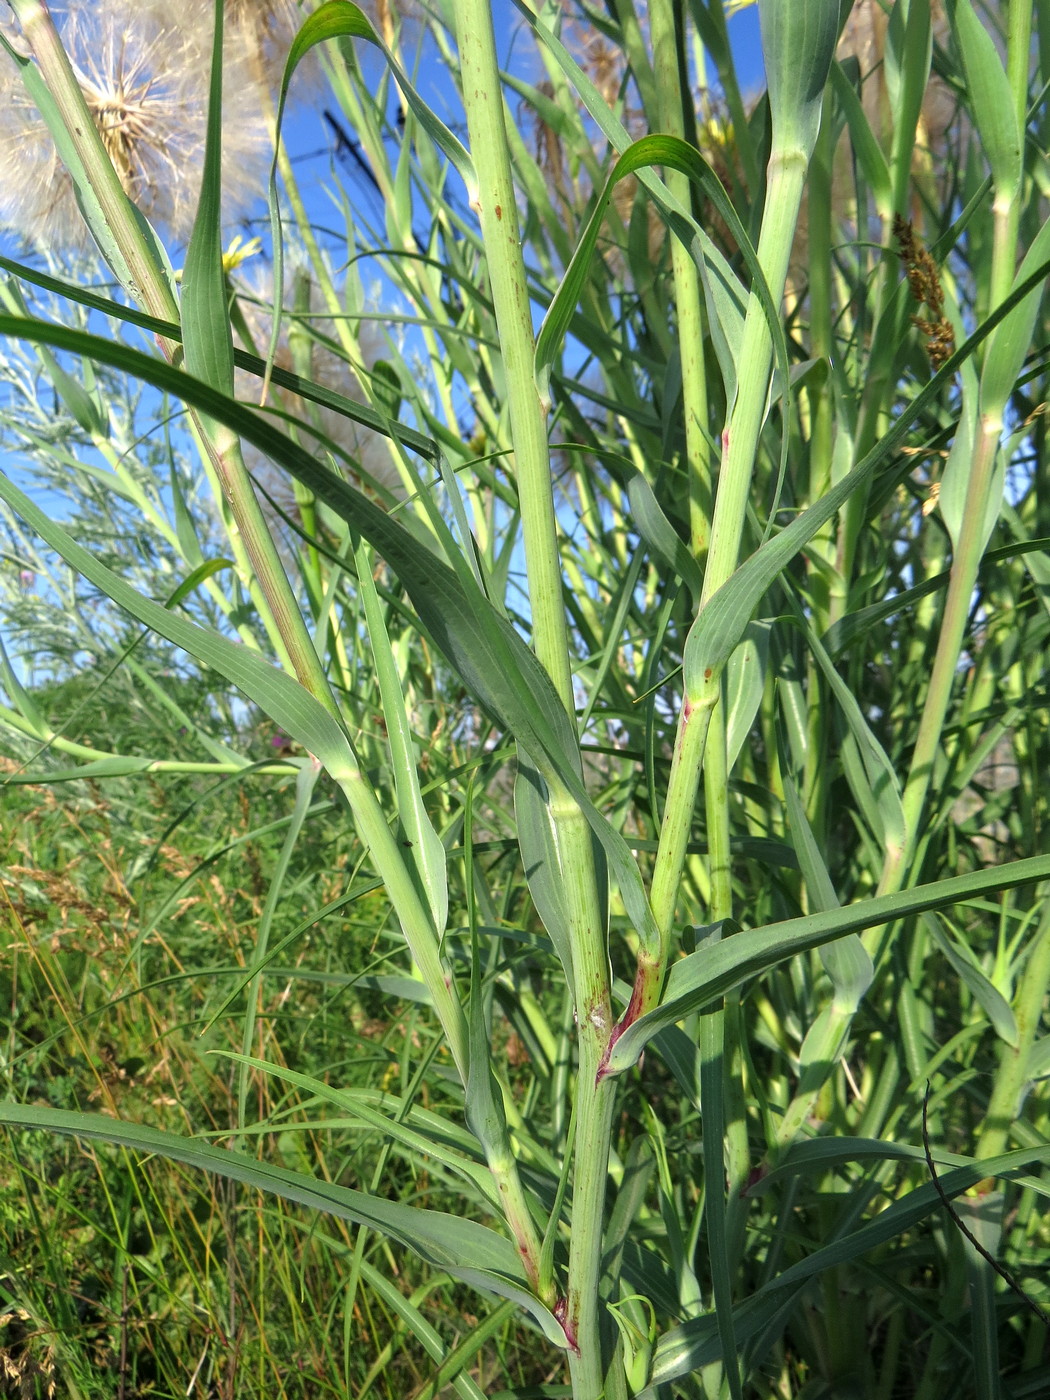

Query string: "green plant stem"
[[5, 0, 178, 336], [880, 419, 1001, 895], [976, 906, 1050, 1163], [454, 0, 572, 711], [649, 697, 717, 939], [880, 0, 1037, 895], [565, 1063, 616, 1398], [454, 2, 613, 1378], [453, 0, 608, 1040], [8, 1, 475, 1084], [648, 144, 809, 978], [9, 0, 339, 719], [651, 0, 713, 559], [802, 111, 835, 828], [334, 762, 469, 1079], [989, 0, 1031, 315]]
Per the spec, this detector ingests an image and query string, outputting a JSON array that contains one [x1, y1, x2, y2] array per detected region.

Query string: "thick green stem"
[[454, 2, 612, 1377], [650, 699, 717, 940], [651, 0, 713, 559], [648, 146, 809, 966], [454, 0, 573, 710], [565, 1057, 616, 1398], [988, 0, 1031, 316]]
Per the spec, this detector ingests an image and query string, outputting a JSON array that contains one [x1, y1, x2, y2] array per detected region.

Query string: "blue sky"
[[272, 1, 765, 260]]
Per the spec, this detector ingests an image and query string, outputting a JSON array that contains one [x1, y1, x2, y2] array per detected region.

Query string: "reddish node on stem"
[[553, 1297, 580, 1355], [721, 428, 730, 453], [740, 1163, 768, 1197], [597, 969, 648, 1080]]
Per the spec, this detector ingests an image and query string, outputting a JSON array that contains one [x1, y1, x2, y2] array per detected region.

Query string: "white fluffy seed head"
[[0, 0, 271, 252]]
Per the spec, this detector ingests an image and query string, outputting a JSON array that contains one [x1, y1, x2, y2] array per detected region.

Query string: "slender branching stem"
[[651, 0, 713, 559], [648, 146, 809, 974]]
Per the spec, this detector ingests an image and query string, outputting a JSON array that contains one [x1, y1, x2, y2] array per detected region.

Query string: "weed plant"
[[1, 1, 1050, 1398]]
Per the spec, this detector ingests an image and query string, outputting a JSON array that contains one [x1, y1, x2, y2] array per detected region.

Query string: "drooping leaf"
[[0, 1102, 567, 1347], [0, 314, 663, 996]]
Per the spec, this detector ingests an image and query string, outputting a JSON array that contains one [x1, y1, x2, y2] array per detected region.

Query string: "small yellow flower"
[[222, 234, 263, 274]]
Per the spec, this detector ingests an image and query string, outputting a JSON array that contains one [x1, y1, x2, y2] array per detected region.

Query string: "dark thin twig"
[[922, 1081, 1048, 1327]]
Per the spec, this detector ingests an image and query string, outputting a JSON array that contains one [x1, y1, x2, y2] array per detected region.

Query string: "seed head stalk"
[[648, 140, 811, 983], [645, 0, 840, 1014], [651, 0, 713, 561]]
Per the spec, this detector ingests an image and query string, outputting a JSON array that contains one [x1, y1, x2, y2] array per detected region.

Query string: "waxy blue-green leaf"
[[1026, 1036, 1050, 1082], [756, 1134, 1050, 1199], [0, 755, 161, 783], [946, 0, 1022, 201], [283, 3, 474, 198], [760, 0, 842, 158], [604, 854, 1050, 1075]]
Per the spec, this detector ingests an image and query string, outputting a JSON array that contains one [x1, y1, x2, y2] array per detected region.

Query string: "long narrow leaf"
[[604, 855, 1050, 1075], [0, 1102, 566, 1346]]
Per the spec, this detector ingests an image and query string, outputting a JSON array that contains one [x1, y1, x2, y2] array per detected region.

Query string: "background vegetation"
[[1, 1, 1049, 1397]]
